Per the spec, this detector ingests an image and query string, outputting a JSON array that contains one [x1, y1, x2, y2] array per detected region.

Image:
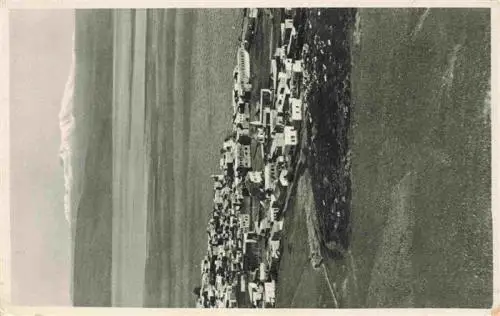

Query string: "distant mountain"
[[58, 31, 75, 228]]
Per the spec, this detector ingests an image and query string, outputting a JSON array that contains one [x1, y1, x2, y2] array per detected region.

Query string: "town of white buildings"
[[196, 8, 307, 309]]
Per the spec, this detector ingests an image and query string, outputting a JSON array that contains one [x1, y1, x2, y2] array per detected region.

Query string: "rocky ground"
[[302, 8, 356, 258]]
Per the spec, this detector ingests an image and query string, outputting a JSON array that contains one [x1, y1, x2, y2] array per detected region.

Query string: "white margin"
[[0, 5, 11, 310]]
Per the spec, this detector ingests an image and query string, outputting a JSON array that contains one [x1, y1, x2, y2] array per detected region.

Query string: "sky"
[[10, 9, 74, 305]]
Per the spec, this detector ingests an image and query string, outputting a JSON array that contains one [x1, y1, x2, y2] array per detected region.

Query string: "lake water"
[[72, 9, 241, 307]]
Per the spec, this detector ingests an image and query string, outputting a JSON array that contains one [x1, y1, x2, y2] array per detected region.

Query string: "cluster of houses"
[[196, 8, 305, 309]]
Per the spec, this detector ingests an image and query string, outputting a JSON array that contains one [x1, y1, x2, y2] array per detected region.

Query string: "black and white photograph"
[[1, 5, 493, 311]]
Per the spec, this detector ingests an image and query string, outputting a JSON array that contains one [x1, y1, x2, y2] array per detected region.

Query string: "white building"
[[234, 105, 250, 141], [225, 150, 235, 165], [259, 89, 273, 122], [219, 156, 225, 170], [223, 138, 236, 151], [275, 74, 291, 114], [290, 97, 302, 121], [280, 19, 295, 47], [269, 132, 285, 158], [284, 8, 294, 17], [261, 107, 273, 129], [274, 46, 286, 61], [270, 59, 278, 92], [259, 262, 268, 281], [234, 143, 251, 171], [276, 155, 286, 165], [276, 72, 290, 99], [211, 174, 224, 181], [264, 162, 278, 191], [268, 194, 280, 221], [234, 186, 244, 200], [247, 171, 263, 184], [269, 111, 285, 137], [244, 232, 258, 249], [200, 258, 211, 274], [279, 169, 289, 187], [234, 112, 249, 126], [232, 193, 243, 206], [247, 281, 263, 306], [221, 185, 231, 197], [240, 274, 247, 293], [236, 125, 250, 141], [282, 20, 298, 56], [264, 281, 276, 305], [284, 125, 298, 146], [275, 95, 288, 115], [232, 96, 240, 116], [285, 58, 303, 75], [257, 217, 271, 236], [214, 189, 224, 205], [236, 46, 252, 95], [219, 148, 235, 172], [274, 219, 284, 231], [269, 126, 297, 158], [248, 8, 259, 19], [269, 239, 280, 260], [233, 66, 241, 98], [253, 126, 266, 144], [212, 174, 224, 190], [279, 19, 297, 57]]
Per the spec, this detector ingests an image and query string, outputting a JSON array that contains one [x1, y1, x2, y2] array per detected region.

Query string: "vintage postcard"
[[0, 2, 496, 315]]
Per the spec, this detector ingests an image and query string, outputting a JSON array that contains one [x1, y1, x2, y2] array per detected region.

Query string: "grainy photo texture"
[[8, 8, 491, 309]]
